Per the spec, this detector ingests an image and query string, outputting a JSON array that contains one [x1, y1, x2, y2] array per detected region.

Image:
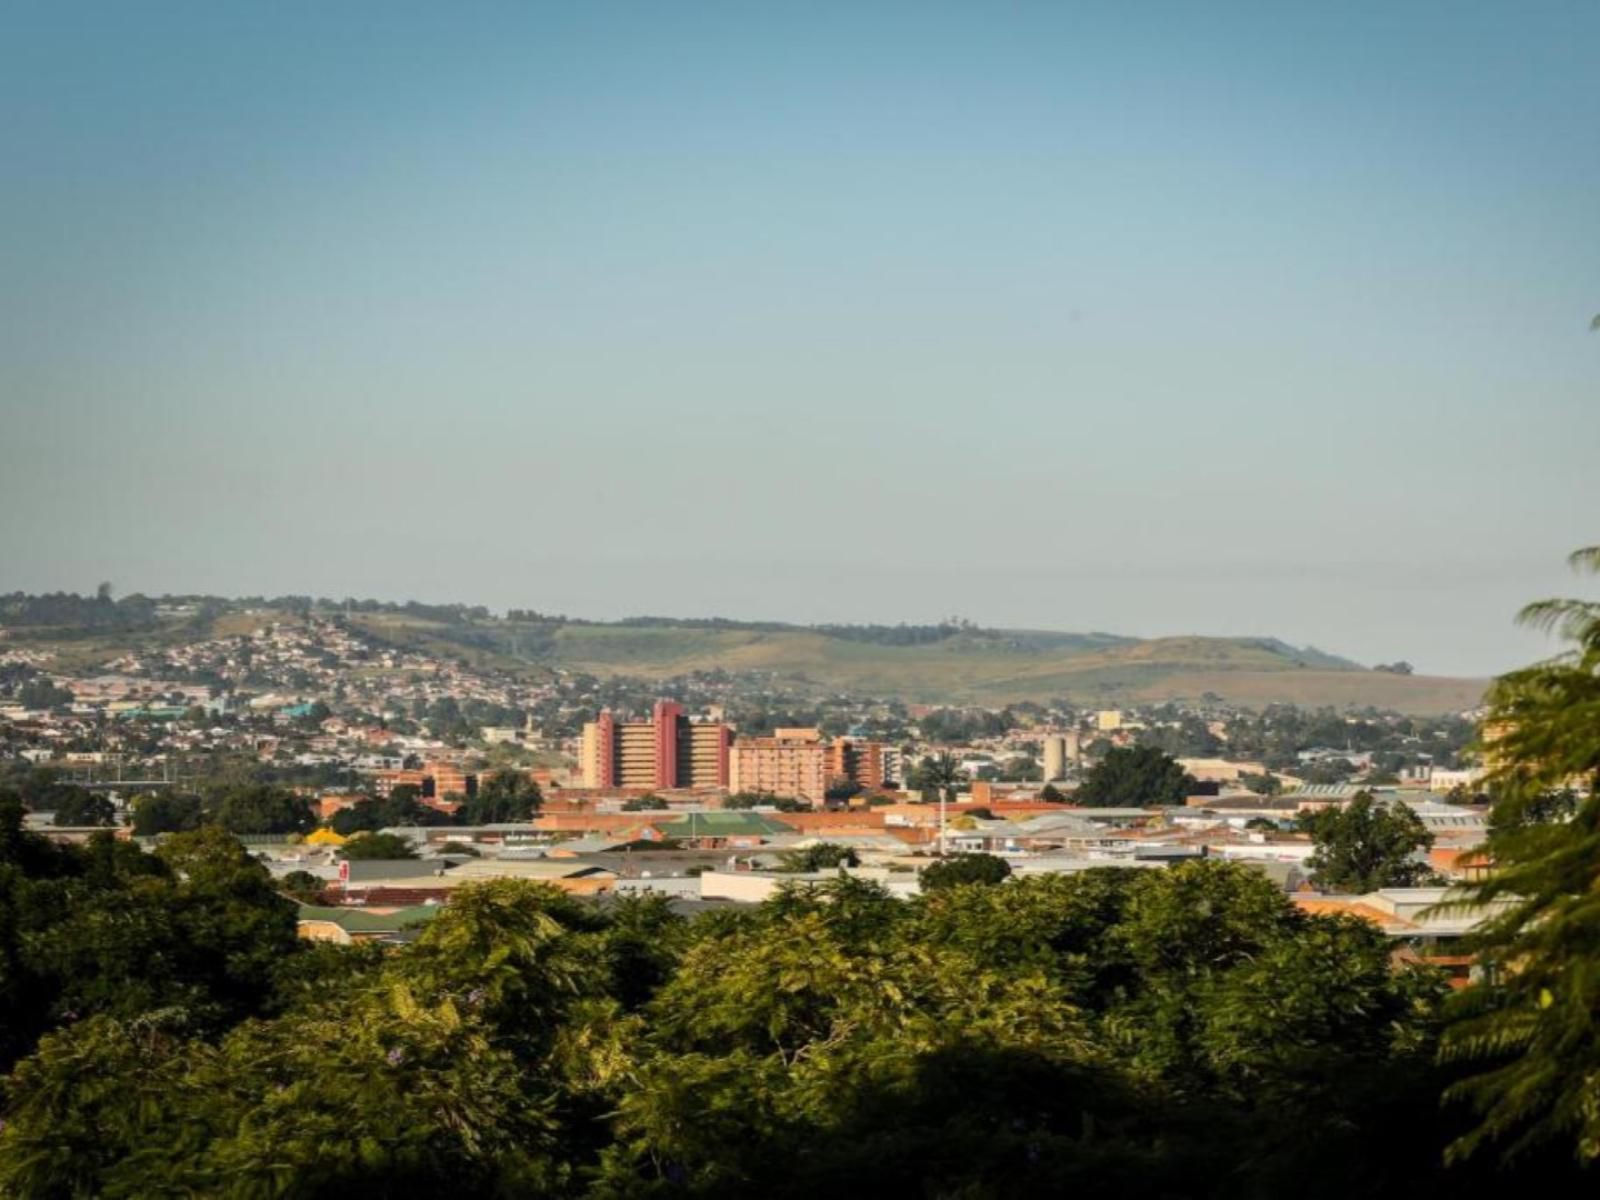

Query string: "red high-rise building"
[[580, 702, 729, 790], [653, 700, 682, 790]]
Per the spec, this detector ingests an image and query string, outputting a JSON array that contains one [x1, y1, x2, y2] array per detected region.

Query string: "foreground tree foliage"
[[5, 797, 1587, 1197], [0, 808, 296, 1073], [1436, 545, 1600, 1166]]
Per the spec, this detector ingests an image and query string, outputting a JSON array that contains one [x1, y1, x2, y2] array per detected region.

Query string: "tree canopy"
[[921, 852, 1011, 890], [209, 783, 316, 835], [1, 748, 1595, 1194], [1074, 746, 1198, 807], [725, 791, 809, 812], [461, 771, 542, 824], [1300, 792, 1436, 891], [776, 842, 859, 873], [338, 832, 419, 860], [50, 790, 115, 827]]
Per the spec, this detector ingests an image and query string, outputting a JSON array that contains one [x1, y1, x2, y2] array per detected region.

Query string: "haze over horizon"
[[4, 1, 1597, 678]]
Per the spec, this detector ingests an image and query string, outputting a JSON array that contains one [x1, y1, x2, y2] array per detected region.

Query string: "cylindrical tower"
[[1042, 735, 1066, 782]]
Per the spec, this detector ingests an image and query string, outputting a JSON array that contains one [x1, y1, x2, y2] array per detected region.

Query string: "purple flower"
[[386, 1047, 405, 1066]]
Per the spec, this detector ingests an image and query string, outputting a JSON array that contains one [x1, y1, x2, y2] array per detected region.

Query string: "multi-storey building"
[[370, 763, 478, 799], [825, 737, 898, 793], [729, 727, 828, 802], [580, 701, 731, 789], [425, 760, 478, 799]]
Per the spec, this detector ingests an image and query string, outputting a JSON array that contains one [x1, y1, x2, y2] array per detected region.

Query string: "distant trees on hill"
[[0, 590, 159, 634], [506, 611, 988, 646], [0, 591, 496, 633], [813, 619, 981, 645]]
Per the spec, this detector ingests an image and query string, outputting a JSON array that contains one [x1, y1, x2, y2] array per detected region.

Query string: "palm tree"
[[1435, 545, 1600, 1165]]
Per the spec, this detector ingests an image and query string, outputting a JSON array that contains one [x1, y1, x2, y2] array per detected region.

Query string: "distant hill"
[[352, 612, 1484, 714], [0, 593, 1486, 713]]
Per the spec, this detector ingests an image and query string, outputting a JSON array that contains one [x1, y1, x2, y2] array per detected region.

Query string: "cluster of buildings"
[[103, 617, 552, 720], [261, 782, 1505, 988], [578, 703, 899, 800]]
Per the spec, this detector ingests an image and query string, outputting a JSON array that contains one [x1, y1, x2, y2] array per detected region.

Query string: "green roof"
[[296, 903, 439, 933], [657, 811, 793, 837]]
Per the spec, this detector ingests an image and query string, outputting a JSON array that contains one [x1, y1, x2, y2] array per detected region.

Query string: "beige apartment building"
[[729, 727, 828, 802]]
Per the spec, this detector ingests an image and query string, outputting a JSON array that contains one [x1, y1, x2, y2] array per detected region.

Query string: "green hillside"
[[0, 598, 1484, 713], [549, 627, 1479, 711], [351, 613, 1482, 713]]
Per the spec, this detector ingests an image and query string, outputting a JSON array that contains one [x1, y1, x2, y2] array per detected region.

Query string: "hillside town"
[[1, 612, 1498, 978]]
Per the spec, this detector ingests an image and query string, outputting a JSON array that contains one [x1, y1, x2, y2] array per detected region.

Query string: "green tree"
[[1436, 545, 1600, 1166], [921, 853, 1011, 891], [15, 770, 91, 813], [0, 881, 599, 1197], [338, 832, 419, 860], [278, 869, 326, 902], [50, 791, 115, 827], [329, 786, 449, 835], [1074, 746, 1198, 807], [914, 752, 963, 806], [824, 777, 864, 802], [621, 794, 669, 811], [131, 792, 204, 836], [5, 827, 298, 1067], [776, 843, 859, 872], [462, 771, 542, 824], [725, 790, 810, 811], [1301, 792, 1435, 892], [1240, 771, 1283, 796], [209, 783, 315, 835], [726, 793, 806, 812], [16, 680, 73, 710]]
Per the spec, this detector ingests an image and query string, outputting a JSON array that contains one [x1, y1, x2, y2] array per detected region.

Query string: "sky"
[[2, 1, 1596, 677]]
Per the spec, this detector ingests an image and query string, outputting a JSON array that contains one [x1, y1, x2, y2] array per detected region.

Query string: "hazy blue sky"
[[3, 1, 1596, 676]]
